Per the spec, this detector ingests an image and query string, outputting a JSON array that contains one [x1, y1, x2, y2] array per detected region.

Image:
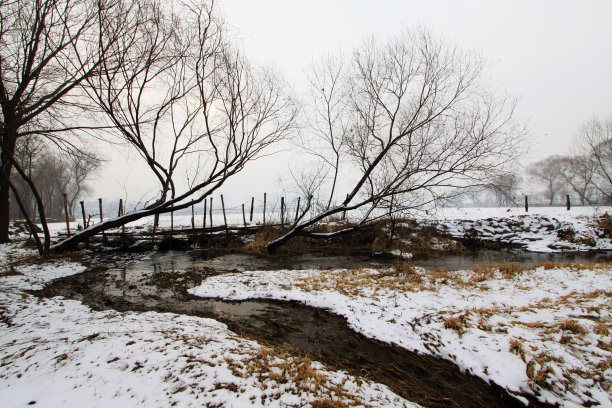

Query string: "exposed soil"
[[32, 250, 567, 408]]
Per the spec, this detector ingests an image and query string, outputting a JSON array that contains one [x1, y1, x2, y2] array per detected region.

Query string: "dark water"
[[412, 248, 612, 270], [36, 249, 599, 408]]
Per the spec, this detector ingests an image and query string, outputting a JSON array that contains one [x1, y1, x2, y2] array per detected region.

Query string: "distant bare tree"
[[527, 156, 565, 205], [52, 1, 297, 251], [267, 28, 524, 252], [574, 115, 612, 200], [63, 150, 101, 216], [10, 135, 46, 218], [558, 155, 597, 205], [10, 136, 100, 219], [485, 173, 521, 206]]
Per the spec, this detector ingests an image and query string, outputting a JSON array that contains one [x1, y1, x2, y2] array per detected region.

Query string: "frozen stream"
[[36, 249, 608, 408]]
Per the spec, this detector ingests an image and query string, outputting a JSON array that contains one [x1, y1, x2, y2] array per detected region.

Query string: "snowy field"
[[3, 206, 612, 407], [0, 244, 414, 407], [190, 263, 612, 407]]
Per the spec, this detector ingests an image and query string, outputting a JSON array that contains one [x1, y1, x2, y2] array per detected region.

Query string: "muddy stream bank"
[[37, 249, 611, 408]]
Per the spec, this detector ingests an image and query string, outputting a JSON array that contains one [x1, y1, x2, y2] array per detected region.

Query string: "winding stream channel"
[[37, 249, 612, 408]]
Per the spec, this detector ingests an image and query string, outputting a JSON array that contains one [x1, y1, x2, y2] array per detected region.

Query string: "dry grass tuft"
[[530, 365, 554, 390], [310, 399, 349, 408], [526, 352, 565, 391], [533, 261, 612, 271], [597, 340, 612, 353], [558, 319, 588, 335], [594, 323, 609, 336], [469, 262, 525, 283], [392, 261, 416, 276], [497, 262, 525, 278], [597, 356, 612, 372], [444, 313, 470, 336], [219, 343, 366, 405], [212, 382, 239, 392], [509, 339, 526, 361]]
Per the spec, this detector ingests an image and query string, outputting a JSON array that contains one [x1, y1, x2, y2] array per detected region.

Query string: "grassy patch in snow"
[[285, 260, 612, 296], [222, 262, 612, 405]]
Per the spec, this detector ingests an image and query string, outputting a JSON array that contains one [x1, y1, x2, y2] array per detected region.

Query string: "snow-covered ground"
[[0, 243, 415, 408], [423, 206, 612, 252], [190, 263, 612, 407], [5, 206, 612, 406]]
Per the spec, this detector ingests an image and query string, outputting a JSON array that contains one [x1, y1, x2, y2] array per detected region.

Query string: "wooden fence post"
[[242, 204, 247, 229], [209, 197, 213, 235], [118, 199, 125, 235], [152, 214, 159, 244], [80, 201, 86, 229], [281, 197, 285, 225], [170, 205, 174, 236], [263, 193, 267, 226], [294, 196, 301, 224], [249, 197, 254, 222], [524, 195, 529, 212], [221, 195, 228, 236], [203, 200, 207, 231], [566, 195, 571, 211], [191, 204, 195, 234], [63, 193, 70, 235], [98, 198, 104, 222]]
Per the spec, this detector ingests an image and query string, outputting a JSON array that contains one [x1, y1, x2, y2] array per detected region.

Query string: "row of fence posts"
[[195, 193, 297, 235], [524, 195, 572, 212], [64, 193, 301, 238], [64, 192, 578, 238]]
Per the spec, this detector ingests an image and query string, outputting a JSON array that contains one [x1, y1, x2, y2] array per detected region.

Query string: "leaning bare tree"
[[267, 29, 524, 252], [52, 0, 297, 251], [0, 0, 138, 252]]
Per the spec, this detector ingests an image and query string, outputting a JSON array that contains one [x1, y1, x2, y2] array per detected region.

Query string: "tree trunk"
[[52, 194, 209, 252], [0, 127, 17, 243], [0, 170, 11, 243]]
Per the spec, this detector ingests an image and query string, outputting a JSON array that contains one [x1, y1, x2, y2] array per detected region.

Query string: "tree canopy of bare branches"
[[0, 0, 137, 251], [267, 28, 524, 252], [51, 0, 298, 251]]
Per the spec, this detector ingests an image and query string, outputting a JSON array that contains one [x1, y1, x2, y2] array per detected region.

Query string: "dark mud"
[[34, 250, 566, 408]]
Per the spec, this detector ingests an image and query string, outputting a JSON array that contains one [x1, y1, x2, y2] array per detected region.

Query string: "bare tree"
[[558, 155, 597, 205], [10, 134, 100, 220], [9, 134, 46, 218], [0, 0, 138, 250], [267, 29, 524, 252], [527, 155, 565, 205], [485, 172, 521, 206], [574, 115, 612, 201], [52, 0, 297, 251], [300, 55, 349, 211]]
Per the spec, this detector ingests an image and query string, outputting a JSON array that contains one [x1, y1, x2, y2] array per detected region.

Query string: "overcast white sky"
[[220, 0, 612, 157], [96, 0, 612, 204]]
